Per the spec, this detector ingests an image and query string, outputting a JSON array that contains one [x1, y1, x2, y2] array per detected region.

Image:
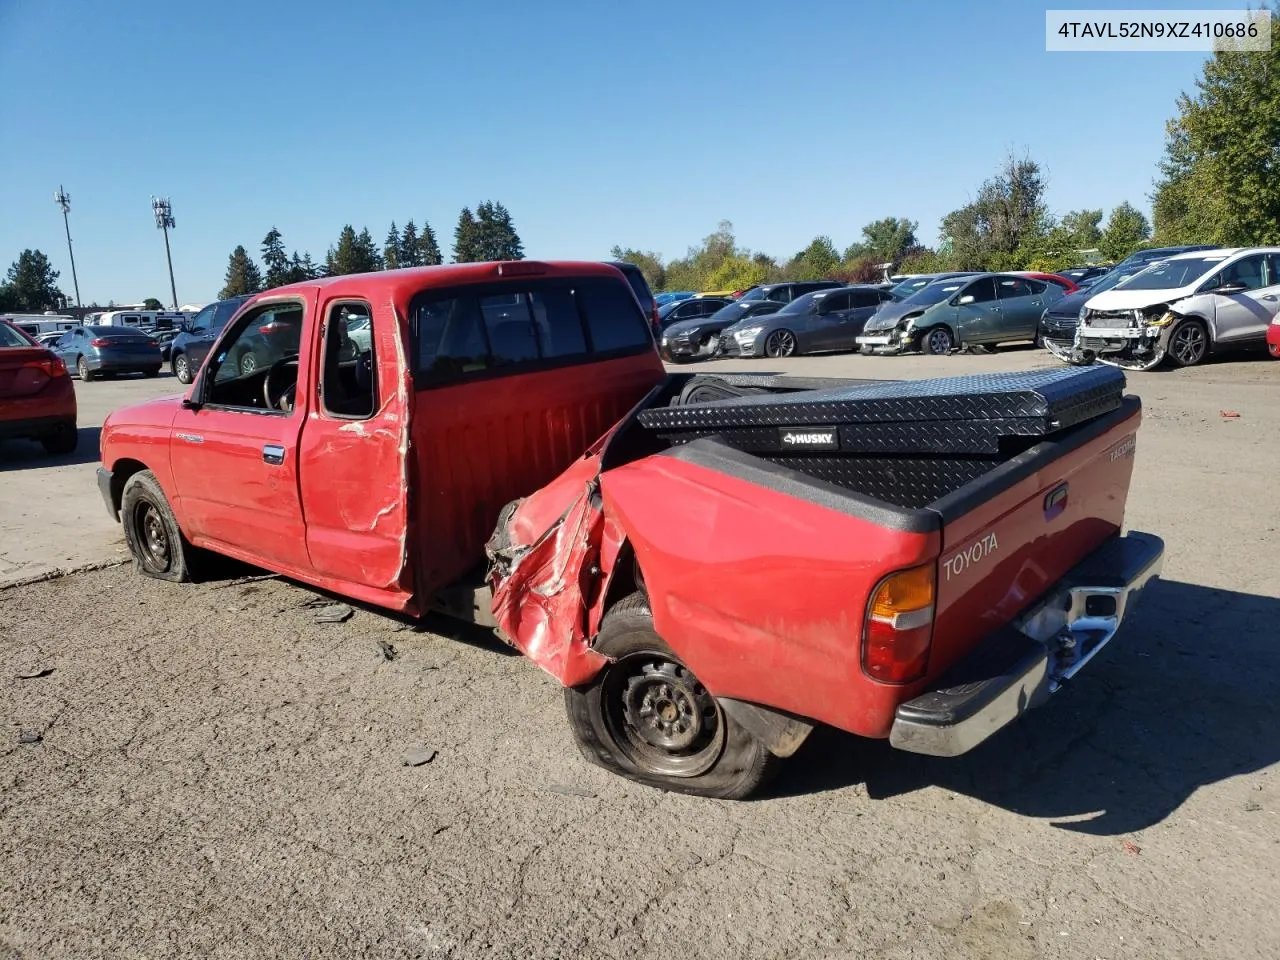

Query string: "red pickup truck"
[[97, 261, 1164, 798]]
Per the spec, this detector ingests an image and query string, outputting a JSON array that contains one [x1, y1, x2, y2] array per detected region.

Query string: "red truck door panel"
[[169, 295, 313, 571], [296, 298, 412, 604]]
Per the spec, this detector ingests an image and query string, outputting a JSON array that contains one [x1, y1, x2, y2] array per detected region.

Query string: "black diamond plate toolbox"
[[639, 367, 1125, 455], [757, 455, 995, 509]]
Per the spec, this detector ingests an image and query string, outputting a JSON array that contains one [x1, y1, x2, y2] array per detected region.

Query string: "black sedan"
[[655, 296, 734, 332], [661, 300, 784, 361], [720, 286, 893, 358]]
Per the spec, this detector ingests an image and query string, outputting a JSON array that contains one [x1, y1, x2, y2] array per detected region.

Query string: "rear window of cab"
[[410, 277, 653, 387]]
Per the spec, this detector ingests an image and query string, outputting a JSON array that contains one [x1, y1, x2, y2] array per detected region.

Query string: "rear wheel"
[[1167, 319, 1208, 368], [172, 353, 192, 384], [40, 423, 78, 456], [76, 356, 95, 381], [121, 470, 196, 582], [764, 329, 797, 358], [564, 593, 779, 799], [922, 326, 954, 355]]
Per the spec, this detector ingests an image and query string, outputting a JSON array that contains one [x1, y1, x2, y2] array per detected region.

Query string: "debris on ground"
[[18, 730, 43, 745], [15, 667, 55, 680], [376, 640, 398, 661], [1220, 410, 1241, 418], [313, 603, 354, 624], [1244, 799, 1262, 812], [1122, 839, 1142, 855], [403, 746, 438, 767], [546, 783, 597, 799]]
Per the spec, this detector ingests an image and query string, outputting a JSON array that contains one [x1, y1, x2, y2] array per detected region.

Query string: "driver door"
[[953, 276, 1000, 343], [168, 294, 313, 572]]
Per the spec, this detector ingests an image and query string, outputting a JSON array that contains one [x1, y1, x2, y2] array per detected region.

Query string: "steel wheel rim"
[[602, 651, 724, 778], [928, 329, 951, 354], [240, 353, 257, 375], [135, 502, 170, 570], [766, 331, 795, 358], [1172, 325, 1205, 364]]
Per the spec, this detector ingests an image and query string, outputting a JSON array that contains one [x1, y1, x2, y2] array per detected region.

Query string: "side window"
[[699, 300, 723, 316], [673, 301, 701, 319], [576, 279, 651, 352], [819, 292, 851, 312], [205, 301, 305, 411], [774, 285, 794, 302], [188, 304, 215, 334], [962, 277, 998, 303], [210, 299, 241, 334], [1024, 279, 1047, 295], [996, 277, 1030, 300], [321, 302, 377, 420], [1220, 255, 1267, 291], [1267, 254, 1280, 286], [850, 289, 879, 308]]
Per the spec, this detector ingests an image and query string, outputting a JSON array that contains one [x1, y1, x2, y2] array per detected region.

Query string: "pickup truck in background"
[[97, 261, 1164, 798]]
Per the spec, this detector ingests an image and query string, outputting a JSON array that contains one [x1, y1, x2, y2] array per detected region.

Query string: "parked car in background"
[[53, 325, 163, 380], [1075, 248, 1280, 369], [722, 286, 893, 357], [1058, 266, 1111, 287], [888, 272, 980, 298], [0, 320, 77, 454], [656, 296, 734, 331], [654, 291, 696, 306], [1039, 262, 1149, 353], [735, 280, 846, 304], [1014, 271, 1079, 293], [34, 331, 65, 348], [1112, 244, 1217, 274], [609, 261, 660, 333], [169, 295, 253, 383], [660, 299, 784, 361], [148, 328, 179, 362], [858, 273, 1066, 355]]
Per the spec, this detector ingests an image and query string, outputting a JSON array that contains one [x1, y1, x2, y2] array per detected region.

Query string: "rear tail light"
[[259, 321, 288, 334], [862, 563, 935, 683], [90, 338, 111, 347], [23, 356, 68, 378]]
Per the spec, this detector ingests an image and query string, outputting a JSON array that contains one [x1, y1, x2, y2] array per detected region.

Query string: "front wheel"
[[121, 470, 197, 582], [172, 353, 193, 384], [1167, 319, 1208, 367], [564, 593, 779, 799], [921, 326, 954, 355], [763, 329, 797, 358]]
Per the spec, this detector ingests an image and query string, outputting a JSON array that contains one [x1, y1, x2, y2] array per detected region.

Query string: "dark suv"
[[168, 295, 251, 383], [736, 280, 844, 304]]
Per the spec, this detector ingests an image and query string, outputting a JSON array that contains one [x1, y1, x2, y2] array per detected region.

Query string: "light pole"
[[53, 186, 81, 309], [151, 197, 178, 310]]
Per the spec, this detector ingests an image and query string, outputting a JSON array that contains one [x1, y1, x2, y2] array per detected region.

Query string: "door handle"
[[262, 444, 285, 465]]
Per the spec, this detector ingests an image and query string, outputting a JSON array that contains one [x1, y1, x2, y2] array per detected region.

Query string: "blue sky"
[[0, 0, 1233, 305]]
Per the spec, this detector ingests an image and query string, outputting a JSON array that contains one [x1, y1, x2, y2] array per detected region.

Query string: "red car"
[[97, 261, 1162, 798], [1268, 315, 1280, 357], [1014, 271, 1080, 293], [0, 320, 78, 455]]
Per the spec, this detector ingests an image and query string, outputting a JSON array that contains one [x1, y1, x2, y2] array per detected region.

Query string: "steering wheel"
[[263, 355, 299, 411]]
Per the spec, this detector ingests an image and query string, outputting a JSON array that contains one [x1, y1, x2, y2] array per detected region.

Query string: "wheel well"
[[599, 541, 643, 624], [109, 458, 149, 515]]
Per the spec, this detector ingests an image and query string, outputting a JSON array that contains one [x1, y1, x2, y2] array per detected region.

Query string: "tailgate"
[[0, 347, 58, 398], [926, 397, 1141, 677]]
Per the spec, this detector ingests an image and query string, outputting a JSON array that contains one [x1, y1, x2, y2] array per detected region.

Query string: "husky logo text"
[[943, 532, 999, 581]]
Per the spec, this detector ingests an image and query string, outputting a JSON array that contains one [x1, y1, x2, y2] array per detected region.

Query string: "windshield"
[[738, 287, 770, 302], [904, 280, 966, 306], [776, 295, 818, 316], [1116, 256, 1223, 291], [708, 301, 755, 322], [891, 277, 934, 297]]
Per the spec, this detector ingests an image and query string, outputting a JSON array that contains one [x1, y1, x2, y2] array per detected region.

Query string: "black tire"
[[76, 356, 95, 381], [40, 423, 78, 456], [239, 352, 259, 377], [1167, 318, 1209, 368], [564, 592, 779, 799], [144, 367, 161, 378], [763, 329, 797, 358], [921, 326, 954, 355], [172, 352, 193, 384], [121, 470, 196, 582]]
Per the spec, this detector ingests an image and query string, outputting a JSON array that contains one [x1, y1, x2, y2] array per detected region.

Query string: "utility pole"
[[151, 196, 178, 310], [53, 186, 81, 309]]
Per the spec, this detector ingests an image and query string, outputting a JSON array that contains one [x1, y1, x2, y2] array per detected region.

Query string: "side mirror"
[[1216, 280, 1247, 294], [957, 295, 976, 305]]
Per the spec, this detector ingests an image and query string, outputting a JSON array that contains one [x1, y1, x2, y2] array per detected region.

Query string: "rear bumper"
[[888, 531, 1164, 757], [0, 414, 75, 441], [88, 355, 162, 372]]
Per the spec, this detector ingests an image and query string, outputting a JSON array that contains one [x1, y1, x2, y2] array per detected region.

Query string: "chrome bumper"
[[889, 531, 1165, 757]]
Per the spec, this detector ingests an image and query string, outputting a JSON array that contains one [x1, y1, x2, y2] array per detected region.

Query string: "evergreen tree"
[[453, 207, 482, 262], [418, 220, 443, 265], [328, 225, 378, 275], [474, 201, 524, 261], [384, 222, 401, 271], [4, 249, 63, 311], [219, 245, 264, 298], [284, 252, 309, 285], [399, 221, 423, 267], [301, 252, 320, 279], [1099, 202, 1153, 261], [356, 227, 383, 271], [261, 227, 290, 289]]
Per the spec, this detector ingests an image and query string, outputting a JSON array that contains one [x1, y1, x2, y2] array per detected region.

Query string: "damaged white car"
[[1067, 248, 1280, 370]]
